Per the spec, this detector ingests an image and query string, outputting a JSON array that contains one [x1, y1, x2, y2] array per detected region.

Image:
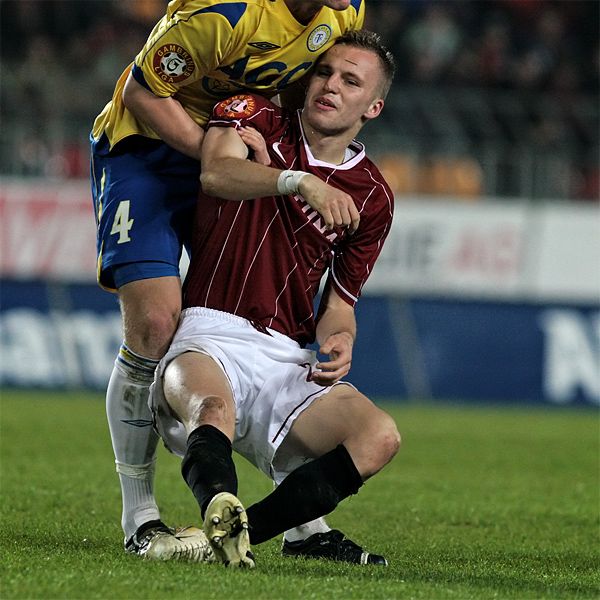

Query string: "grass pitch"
[[0, 390, 598, 599]]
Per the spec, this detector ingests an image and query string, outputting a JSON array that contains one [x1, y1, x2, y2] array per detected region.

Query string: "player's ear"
[[363, 98, 384, 121]]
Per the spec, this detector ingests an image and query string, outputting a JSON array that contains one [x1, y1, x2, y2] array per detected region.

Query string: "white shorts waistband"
[[180, 307, 302, 349]]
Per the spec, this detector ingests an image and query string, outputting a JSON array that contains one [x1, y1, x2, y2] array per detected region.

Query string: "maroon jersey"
[[183, 94, 394, 346]]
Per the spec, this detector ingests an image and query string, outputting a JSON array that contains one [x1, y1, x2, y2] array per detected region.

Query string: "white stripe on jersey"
[[358, 185, 377, 213], [268, 263, 299, 329], [203, 202, 245, 304], [306, 247, 331, 281], [354, 166, 395, 297], [246, 107, 279, 122], [364, 166, 394, 217], [330, 259, 359, 303], [233, 209, 280, 314]]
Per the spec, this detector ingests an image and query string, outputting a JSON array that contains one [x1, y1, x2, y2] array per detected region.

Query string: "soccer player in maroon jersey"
[[149, 31, 400, 567]]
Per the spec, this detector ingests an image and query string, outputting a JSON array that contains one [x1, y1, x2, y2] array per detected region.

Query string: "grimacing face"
[[303, 44, 384, 137]]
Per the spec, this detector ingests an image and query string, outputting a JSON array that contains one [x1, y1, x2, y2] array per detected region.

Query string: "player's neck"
[[284, 1, 321, 25], [300, 115, 359, 165]]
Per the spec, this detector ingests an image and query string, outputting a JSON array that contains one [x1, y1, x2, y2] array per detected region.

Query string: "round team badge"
[[152, 44, 195, 83], [307, 24, 332, 52], [215, 95, 257, 118]]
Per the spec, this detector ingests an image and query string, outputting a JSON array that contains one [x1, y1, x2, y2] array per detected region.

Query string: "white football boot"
[[203, 492, 255, 568], [125, 520, 215, 562]]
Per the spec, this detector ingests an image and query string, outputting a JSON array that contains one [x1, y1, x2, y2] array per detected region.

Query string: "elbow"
[[200, 169, 220, 197], [201, 160, 242, 199]]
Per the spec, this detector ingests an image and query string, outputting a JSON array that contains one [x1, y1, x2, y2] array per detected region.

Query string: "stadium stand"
[[0, 0, 598, 200]]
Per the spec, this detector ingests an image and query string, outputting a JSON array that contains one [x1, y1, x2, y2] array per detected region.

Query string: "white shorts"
[[149, 307, 351, 482]]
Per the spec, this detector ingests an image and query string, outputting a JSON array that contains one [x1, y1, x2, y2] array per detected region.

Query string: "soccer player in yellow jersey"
[[90, 0, 377, 563]]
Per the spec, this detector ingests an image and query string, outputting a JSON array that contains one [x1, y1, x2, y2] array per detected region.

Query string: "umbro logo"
[[121, 419, 153, 428], [248, 41, 281, 51]]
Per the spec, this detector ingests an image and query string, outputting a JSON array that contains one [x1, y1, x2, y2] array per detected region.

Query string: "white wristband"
[[277, 170, 309, 195]]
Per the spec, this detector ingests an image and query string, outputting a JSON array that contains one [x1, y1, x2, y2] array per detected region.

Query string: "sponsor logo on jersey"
[[215, 94, 257, 118], [152, 44, 195, 83], [294, 194, 339, 241], [248, 41, 281, 51], [307, 25, 332, 52]]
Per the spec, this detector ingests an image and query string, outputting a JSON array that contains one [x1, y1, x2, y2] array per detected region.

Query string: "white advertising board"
[[532, 204, 600, 302], [368, 199, 530, 298], [367, 198, 600, 303]]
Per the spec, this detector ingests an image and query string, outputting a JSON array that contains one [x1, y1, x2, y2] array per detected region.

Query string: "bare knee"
[[185, 395, 232, 431], [119, 277, 182, 358], [163, 353, 236, 438], [125, 305, 179, 357], [378, 414, 401, 465], [288, 387, 401, 480], [353, 412, 401, 480], [165, 383, 232, 435]]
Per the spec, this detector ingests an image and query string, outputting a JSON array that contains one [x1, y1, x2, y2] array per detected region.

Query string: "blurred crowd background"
[[1, 0, 598, 200]]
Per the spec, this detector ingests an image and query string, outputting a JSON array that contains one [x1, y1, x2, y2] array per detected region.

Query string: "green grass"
[[0, 390, 598, 599]]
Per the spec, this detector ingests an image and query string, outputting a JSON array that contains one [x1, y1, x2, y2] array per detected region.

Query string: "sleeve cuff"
[[131, 64, 156, 94]]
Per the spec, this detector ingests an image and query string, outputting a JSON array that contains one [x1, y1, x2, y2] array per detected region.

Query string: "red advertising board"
[[0, 180, 97, 281]]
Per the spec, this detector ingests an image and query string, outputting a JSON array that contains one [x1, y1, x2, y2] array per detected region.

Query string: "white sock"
[[106, 343, 161, 540], [284, 517, 332, 543]]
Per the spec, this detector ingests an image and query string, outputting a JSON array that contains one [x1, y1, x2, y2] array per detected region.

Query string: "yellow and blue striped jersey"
[[92, 0, 365, 148]]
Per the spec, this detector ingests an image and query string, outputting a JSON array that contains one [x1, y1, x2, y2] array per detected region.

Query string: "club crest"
[[307, 25, 332, 52], [215, 95, 257, 117]]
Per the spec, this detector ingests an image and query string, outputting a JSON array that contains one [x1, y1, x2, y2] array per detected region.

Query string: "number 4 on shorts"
[[111, 200, 134, 244]]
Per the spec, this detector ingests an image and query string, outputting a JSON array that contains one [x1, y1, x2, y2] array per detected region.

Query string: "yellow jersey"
[[92, 0, 365, 148]]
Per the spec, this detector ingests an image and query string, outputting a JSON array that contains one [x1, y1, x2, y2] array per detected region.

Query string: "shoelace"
[[146, 530, 213, 561], [171, 539, 212, 561]]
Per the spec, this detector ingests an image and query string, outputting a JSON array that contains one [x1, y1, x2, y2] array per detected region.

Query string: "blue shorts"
[[90, 134, 201, 291]]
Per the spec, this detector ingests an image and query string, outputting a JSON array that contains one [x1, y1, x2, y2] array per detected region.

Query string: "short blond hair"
[[329, 30, 396, 98]]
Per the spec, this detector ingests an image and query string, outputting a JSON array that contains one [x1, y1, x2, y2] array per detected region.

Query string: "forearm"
[[200, 126, 359, 230], [316, 302, 356, 348], [122, 73, 204, 160], [200, 157, 284, 201], [312, 291, 356, 385]]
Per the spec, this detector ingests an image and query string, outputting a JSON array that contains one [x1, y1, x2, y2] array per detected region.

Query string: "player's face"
[[303, 45, 385, 137]]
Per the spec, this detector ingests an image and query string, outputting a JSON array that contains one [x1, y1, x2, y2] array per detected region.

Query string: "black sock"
[[246, 444, 363, 544], [181, 424, 238, 518]]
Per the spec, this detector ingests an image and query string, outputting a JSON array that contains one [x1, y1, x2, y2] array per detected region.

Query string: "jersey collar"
[[297, 110, 366, 170]]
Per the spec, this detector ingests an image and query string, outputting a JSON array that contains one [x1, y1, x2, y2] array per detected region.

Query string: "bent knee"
[[382, 418, 401, 460], [359, 414, 401, 478], [376, 416, 401, 464], [190, 395, 230, 419]]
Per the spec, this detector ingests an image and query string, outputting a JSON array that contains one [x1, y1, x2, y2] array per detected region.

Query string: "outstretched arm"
[[312, 287, 356, 386], [200, 126, 360, 232]]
